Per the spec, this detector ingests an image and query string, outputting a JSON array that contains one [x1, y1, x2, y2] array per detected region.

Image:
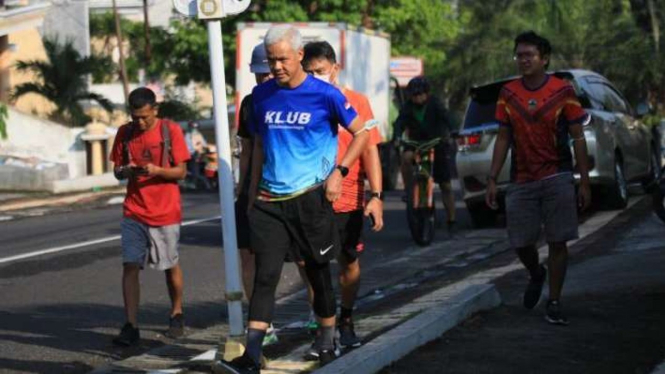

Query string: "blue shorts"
[[121, 218, 180, 270]]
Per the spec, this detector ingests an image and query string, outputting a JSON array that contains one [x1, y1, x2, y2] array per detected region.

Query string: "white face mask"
[[313, 73, 332, 84]]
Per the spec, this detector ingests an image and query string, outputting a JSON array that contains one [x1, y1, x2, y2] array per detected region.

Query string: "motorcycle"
[[184, 146, 218, 191]]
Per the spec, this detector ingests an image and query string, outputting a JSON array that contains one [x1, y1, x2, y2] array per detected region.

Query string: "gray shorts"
[[505, 173, 578, 248], [121, 218, 180, 270]]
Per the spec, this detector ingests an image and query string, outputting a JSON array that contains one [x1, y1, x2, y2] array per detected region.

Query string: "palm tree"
[[11, 38, 115, 127]]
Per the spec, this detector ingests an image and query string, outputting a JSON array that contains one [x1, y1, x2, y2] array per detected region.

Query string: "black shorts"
[[248, 186, 340, 264], [234, 194, 251, 249], [335, 210, 364, 262]]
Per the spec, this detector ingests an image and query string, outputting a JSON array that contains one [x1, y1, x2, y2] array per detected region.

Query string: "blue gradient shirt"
[[250, 75, 358, 196]]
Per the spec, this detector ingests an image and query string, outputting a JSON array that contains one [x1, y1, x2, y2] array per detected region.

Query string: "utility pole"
[[647, 0, 660, 54], [112, 0, 130, 105], [172, 0, 252, 366], [143, 0, 152, 67]]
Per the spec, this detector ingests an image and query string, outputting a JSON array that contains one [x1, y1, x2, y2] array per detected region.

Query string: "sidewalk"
[[384, 199, 665, 374], [89, 198, 649, 373], [0, 187, 126, 215]]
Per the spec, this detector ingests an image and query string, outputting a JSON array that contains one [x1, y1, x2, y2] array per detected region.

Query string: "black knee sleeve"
[[305, 261, 336, 318], [248, 252, 284, 322]]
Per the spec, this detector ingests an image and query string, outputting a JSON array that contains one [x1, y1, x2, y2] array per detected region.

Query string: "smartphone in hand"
[[130, 166, 148, 175]]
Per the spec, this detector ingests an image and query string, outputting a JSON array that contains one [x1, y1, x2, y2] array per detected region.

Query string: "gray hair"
[[264, 25, 303, 51]]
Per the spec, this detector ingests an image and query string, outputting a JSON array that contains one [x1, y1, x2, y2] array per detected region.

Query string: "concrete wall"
[[89, 0, 173, 28], [9, 27, 55, 117], [42, 0, 90, 57], [0, 106, 86, 178]]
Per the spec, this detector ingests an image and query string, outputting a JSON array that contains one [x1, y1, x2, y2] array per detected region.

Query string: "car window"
[[585, 82, 609, 111], [463, 100, 498, 130], [463, 82, 505, 130], [568, 76, 594, 109], [587, 81, 631, 115], [604, 84, 632, 115]]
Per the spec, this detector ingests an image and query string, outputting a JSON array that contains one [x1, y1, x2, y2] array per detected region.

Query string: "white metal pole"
[[206, 19, 244, 338]]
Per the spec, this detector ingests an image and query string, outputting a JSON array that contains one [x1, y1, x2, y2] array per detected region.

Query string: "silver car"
[[456, 69, 659, 227]]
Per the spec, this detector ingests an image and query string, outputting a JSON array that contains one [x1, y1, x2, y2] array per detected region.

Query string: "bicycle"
[[402, 137, 441, 246]]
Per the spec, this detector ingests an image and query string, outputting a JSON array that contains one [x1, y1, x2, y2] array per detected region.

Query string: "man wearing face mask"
[[393, 76, 457, 234], [300, 40, 384, 356]]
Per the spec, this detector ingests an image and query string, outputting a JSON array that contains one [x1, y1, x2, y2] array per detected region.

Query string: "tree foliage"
[[88, 0, 665, 116], [12, 38, 114, 127]]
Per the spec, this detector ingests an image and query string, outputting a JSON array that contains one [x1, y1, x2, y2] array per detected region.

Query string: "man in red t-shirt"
[[301, 41, 384, 353], [109, 87, 190, 346], [486, 32, 591, 325]]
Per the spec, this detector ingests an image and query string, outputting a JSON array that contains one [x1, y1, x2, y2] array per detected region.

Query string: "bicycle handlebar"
[[400, 137, 442, 152]]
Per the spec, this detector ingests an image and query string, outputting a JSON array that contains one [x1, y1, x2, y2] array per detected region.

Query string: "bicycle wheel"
[[406, 180, 436, 246], [414, 206, 436, 246]]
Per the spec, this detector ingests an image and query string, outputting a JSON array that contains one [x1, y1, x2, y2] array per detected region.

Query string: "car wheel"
[[466, 201, 498, 228], [605, 158, 628, 209]]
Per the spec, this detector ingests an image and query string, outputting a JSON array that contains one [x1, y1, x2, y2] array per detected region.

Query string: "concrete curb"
[[314, 284, 501, 374], [48, 172, 121, 194], [0, 187, 125, 212]]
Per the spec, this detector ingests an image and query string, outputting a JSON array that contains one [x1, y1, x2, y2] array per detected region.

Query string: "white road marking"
[[0, 216, 221, 265], [106, 196, 125, 205]]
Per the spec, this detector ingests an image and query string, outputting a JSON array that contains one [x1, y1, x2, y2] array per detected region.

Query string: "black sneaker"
[[303, 341, 319, 361], [545, 300, 569, 326], [318, 344, 340, 367], [338, 322, 361, 349], [212, 353, 261, 374], [165, 313, 185, 338], [523, 266, 547, 309], [112, 322, 139, 347]]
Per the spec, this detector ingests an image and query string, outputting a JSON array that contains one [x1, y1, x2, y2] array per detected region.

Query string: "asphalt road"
[[0, 189, 471, 373], [0, 186, 643, 374]]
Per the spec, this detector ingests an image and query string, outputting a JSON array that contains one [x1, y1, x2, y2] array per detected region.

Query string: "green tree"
[[11, 38, 114, 127], [0, 103, 7, 139]]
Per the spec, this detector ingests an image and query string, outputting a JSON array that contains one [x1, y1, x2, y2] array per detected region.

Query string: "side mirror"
[[636, 102, 650, 118]]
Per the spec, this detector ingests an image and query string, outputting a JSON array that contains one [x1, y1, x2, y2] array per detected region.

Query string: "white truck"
[[234, 22, 392, 141]]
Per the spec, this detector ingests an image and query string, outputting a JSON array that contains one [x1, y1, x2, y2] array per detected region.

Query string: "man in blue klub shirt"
[[215, 25, 369, 374], [251, 69, 358, 196]]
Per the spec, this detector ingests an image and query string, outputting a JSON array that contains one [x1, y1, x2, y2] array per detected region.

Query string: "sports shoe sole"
[[340, 341, 362, 349], [303, 350, 319, 361], [545, 315, 570, 326]]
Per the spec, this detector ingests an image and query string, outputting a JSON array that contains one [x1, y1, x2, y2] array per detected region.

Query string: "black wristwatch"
[[369, 191, 383, 201], [336, 165, 349, 177]]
